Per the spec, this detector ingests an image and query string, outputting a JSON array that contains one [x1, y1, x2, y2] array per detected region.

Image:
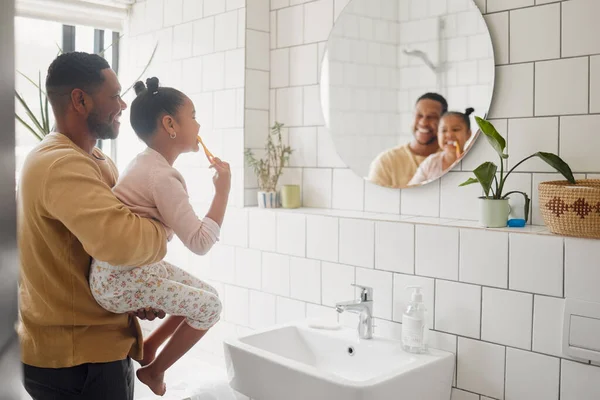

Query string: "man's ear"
[[71, 89, 92, 115]]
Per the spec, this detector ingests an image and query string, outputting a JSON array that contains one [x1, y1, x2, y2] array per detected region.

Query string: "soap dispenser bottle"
[[401, 286, 428, 354]]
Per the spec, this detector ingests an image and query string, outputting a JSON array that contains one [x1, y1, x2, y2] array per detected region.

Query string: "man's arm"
[[44, 155, 167, 266]]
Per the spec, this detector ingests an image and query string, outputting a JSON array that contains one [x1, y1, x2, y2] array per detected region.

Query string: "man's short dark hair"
[[45, 52, 111, 110], [416, 92, 448, 114]]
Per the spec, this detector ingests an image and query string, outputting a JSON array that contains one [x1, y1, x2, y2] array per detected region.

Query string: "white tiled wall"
[[121, 1, 600, 399]]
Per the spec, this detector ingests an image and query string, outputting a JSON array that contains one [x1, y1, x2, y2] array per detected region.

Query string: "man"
[[367, 93, 448, 189], [18, 52, 167, 399]]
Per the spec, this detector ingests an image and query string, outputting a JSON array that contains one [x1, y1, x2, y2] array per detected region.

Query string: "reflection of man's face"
[[412, 99, 444, 146]]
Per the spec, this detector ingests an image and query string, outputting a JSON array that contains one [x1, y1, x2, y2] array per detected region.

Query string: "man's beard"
[[87, 109, 117, 140]]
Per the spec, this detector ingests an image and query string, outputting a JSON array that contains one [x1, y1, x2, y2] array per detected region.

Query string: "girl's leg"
[[136, 276, 222, 396], [139, 315, 185, 366]]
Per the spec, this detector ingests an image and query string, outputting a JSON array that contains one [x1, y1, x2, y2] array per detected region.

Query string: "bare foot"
[[138, 344, 156, 367], [136, 366, 166, 396]]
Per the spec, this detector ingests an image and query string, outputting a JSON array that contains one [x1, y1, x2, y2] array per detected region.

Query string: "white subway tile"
[[182, 56, 203, 94], [276, 212, 306, 257], [440, 172, 480, 220], [290, 44, 318, 86], [510, 4, 560, 63], [209, 244, 235, 283], [248, 209, 277, 251], [204, 0, 226, 16], [246, 30, 270, 71], [339, 218, 374, 268], [202, 52, 225, 91], [506, 348, 560, 400], [303, 85, 325, 126], [272, 0, 290, 10], [487, 0, 533, 12], [321, 261, 354, 307], [304, 0, 334, 44], [238, 8, 245, 47], [306, 215, 338, 262], [246, 69, 270, 109], [533, 295, 565, 358], [560, 115, 600, 172], [145, 0, 164, 29], [373, 318, 402, 341], [306, 303, 338, 324], [401, 180, 441, 217], [261, 252, 291, 296], [507, 117, 559, 172], [270, 11, 277, 48], [173, 22, 193, 59], [375, 222, 414, 275], [276, 297, 306, 324], [451, 389, 478, 400], [459, 229, 508, 288], [245, 109, 269, 149], [213, 89, 237, 128], [435, 280, 481, 339], [235, 247, 262, 290], [562, 0, 600, 58], [270, 48, 290, 88], [457, 337, 505, 399], [276, 87, 304, 126], [290, 257, 321, 303], [247, 0, 270, 31], [289, 127, 318, 168], [561, 360, 600, 400], [509, 233, 563, 296], [193, 17, 215, 56], [226, 0, 244, 10], [483, 12, 509, 65], [249, 290, 276, 329], [536, 57, 589, 116], [565, 238, 600, 303], [488, 64, 534, 119], [302, 168, 332, 208], [183, 0, 204, 22], [363, 182, 399, 214], [317, 127, 346, 168], [215, 10, 239, 51], [428, 329, 457, 356], [224, 49, 244, 89], [356, 268, 393, 319], [482, 288, 533, 349], [225, 285, 249, 325], [332, 169, 365, 211], [334, 0, 350, 21], [221, 207, 249, 248], [592, 56, 600, 114], [392, 274, 435, 327], [164, 0, 183, 26], [415, 225, 459, 280], [277, 5, 304, 47]]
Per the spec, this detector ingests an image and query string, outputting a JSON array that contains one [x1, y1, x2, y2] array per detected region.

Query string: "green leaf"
[[534, 152, 576, 184], [473, 161, 498, 197], [15, 90, 46, 136], [16, 114, 44, 141], [476, 117, 508, 159], [459, 177, 479, 187], [17, 71, 47, 96]]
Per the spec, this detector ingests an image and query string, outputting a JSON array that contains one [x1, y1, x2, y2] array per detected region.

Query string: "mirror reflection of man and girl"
[[368, 93, 475, 189]]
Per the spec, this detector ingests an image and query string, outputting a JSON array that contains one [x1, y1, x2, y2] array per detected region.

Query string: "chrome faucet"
[[335, 284, 374, 339]]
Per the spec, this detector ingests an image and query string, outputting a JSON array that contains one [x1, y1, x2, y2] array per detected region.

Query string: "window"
[[15, 17, 120, 179]]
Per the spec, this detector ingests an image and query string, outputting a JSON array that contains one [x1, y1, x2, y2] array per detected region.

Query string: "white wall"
[[123, 1, 600, 399]]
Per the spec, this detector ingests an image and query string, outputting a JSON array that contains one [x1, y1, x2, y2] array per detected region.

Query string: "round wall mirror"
[[320, 0, 495, 189]]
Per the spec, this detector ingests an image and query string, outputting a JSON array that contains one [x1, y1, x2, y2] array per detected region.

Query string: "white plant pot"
[[479, 197, 511, 228], [257, 191, 280, 208]]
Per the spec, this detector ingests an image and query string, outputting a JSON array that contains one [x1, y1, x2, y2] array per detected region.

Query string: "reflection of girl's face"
[[438, 114, 471, 156]]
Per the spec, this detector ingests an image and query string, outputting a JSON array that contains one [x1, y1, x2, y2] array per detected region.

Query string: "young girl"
[[408, 107, 474, 186], [89, 77, 230, 396]]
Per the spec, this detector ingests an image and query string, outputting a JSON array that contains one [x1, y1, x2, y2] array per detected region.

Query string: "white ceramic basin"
[[223, 322, 454, 400]]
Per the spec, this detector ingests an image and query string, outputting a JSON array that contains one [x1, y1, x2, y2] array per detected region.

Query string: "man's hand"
[[129, 308, 166, 321]]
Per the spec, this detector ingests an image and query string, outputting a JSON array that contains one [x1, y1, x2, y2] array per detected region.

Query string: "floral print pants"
[[90, 259, 222, 330]]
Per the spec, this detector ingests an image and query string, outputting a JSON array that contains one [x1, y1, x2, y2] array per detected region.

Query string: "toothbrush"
[[448, 140, 462, 158], [197, 135, 215, 163]]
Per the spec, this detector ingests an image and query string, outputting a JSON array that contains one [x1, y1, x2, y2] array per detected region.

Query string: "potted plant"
[[460, 117, 575, 228], [245, 121, 293, 208]]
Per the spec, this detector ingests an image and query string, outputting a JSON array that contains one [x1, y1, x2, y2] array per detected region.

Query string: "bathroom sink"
[[223, 322, 454, 400]]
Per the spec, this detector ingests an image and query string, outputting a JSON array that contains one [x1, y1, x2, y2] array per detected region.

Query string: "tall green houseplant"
[[460, 116, 575, 223]]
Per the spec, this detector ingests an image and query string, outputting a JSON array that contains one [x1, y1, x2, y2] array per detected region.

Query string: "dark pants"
[[22, 358, 134, 400]]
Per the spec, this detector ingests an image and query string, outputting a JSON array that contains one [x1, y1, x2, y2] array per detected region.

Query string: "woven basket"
[[538, 179, 600, 239]]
